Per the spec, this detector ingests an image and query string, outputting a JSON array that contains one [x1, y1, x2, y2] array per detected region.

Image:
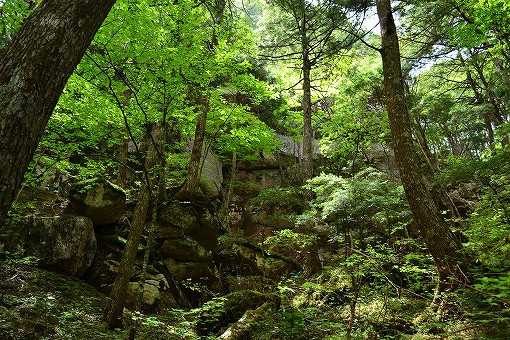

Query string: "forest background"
[[0, 0, 509, 339]]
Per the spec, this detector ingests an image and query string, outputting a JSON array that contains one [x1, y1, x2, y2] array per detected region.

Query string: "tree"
[[259, 0, 355, 186], [375, 0, 468, 280], [0, 0, 116, 226]]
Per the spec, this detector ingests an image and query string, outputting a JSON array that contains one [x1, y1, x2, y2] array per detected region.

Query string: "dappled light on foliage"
[[0, 0, 509, 338]]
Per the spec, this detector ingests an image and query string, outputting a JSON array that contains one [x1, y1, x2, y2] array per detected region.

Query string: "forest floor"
[[0, 262, 192, 339], [0, 261, 502, 339]]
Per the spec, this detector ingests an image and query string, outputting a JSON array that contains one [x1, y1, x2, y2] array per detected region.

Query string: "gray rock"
[[10, 215, 96, 277], [154, 222, 184, 239], [69, 178, 126, 226], [159, 236, 213, 262], [200, 150, 223, 197], [162, 258, 216, 282], [158, 202, 220, 251], [126, 282, 161, 310]]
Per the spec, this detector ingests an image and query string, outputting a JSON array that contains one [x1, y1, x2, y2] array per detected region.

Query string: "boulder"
[[69, 178, 126, 226], [158, 202, 201, 235], [126, 276, 179, 311], [158, 202, 220, 251], [8, 215, 96, 277], [154, 222, 184, 239], [162, 258, 216, 282], [125, 280, 168, 311], [159, 236, 213, 262], [233, 243, 302, 279]]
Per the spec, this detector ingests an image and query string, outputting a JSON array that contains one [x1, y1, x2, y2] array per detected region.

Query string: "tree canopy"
[[0, 0, 509, 338]]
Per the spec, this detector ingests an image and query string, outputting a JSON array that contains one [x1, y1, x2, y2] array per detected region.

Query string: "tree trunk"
[[176, 95, 209, 200], [104, 181, 151, 328], [0, 0, 116, 226], [116, 137, 130, 188], [375, 0, 468, 281], [104, 129, 161, 328], [301, 17, 314, 187]]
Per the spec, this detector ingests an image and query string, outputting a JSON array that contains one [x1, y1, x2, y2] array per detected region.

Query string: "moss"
[[195, 290, 280, 335], [70, 177, 125, 197]]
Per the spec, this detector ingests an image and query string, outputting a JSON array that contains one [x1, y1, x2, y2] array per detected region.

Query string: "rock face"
[[159, 236, 213, 262], [232, 242, 302, 280], [68, 178, 126, 226], [158, 201, 220, 251], [9, 215, 96, 277], [162, 258, 217, 282], [200, 150, 223, 197]]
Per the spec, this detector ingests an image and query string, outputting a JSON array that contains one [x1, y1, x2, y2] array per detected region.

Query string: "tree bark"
[[176, 95, 209, 200], [375, 0, 468, 280], [104, 129, 161, 328], [301, 15, 314, 187], [104, 180, 151, 328], [116, 137, 130, 188], [0, 0, 116, 226]]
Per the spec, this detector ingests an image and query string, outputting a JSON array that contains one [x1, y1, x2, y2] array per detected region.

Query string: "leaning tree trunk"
[[104, 127, 162, 328], [104, 179, 151, 329], [375, 0, 468, 281], [0, 0, 116, 226]]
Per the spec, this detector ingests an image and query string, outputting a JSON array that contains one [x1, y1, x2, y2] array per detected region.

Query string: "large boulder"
[[126, 281, 162, 311], [159, 236, 213, 262], [7, 215, 96, 277], [158, 201, 220, 251], [68, 178, 126, 226], [232, 242, 302, 280], [125, 274, 175, 312], [162, 258, 216, 282]]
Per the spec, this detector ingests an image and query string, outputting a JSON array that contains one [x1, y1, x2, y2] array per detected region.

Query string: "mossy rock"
[[158, 201, 220, 251], [69, 178, 126, 226], [4, 215, 96, 277], [159, 236, 213, 262]]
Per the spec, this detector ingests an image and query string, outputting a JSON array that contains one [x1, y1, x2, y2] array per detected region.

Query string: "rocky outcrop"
[[6, 215, 96, 277], [162, 258, 217, 282], [125, 273, 175, 311], [158, 201, 220, 251], [232, 242, 302, 280], [69, 178, 126, 226], [200, 150, 223, 197], [159, 236, 213, 262]]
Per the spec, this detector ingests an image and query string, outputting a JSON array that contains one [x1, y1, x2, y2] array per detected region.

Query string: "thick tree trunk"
[[0, 0, 116, 226], [375, 0, 468, 280]]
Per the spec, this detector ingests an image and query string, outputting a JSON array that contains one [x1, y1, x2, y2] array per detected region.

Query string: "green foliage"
[[319, 53, 389, 171], [439, 146, 510, 270], [0, 0, 36, 47], [263, 229, 317, 251], [166, 153, 189, 188], [250, 186, 304, 213], [304, 168, 410, 238], [451, 0, 510, 57]]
